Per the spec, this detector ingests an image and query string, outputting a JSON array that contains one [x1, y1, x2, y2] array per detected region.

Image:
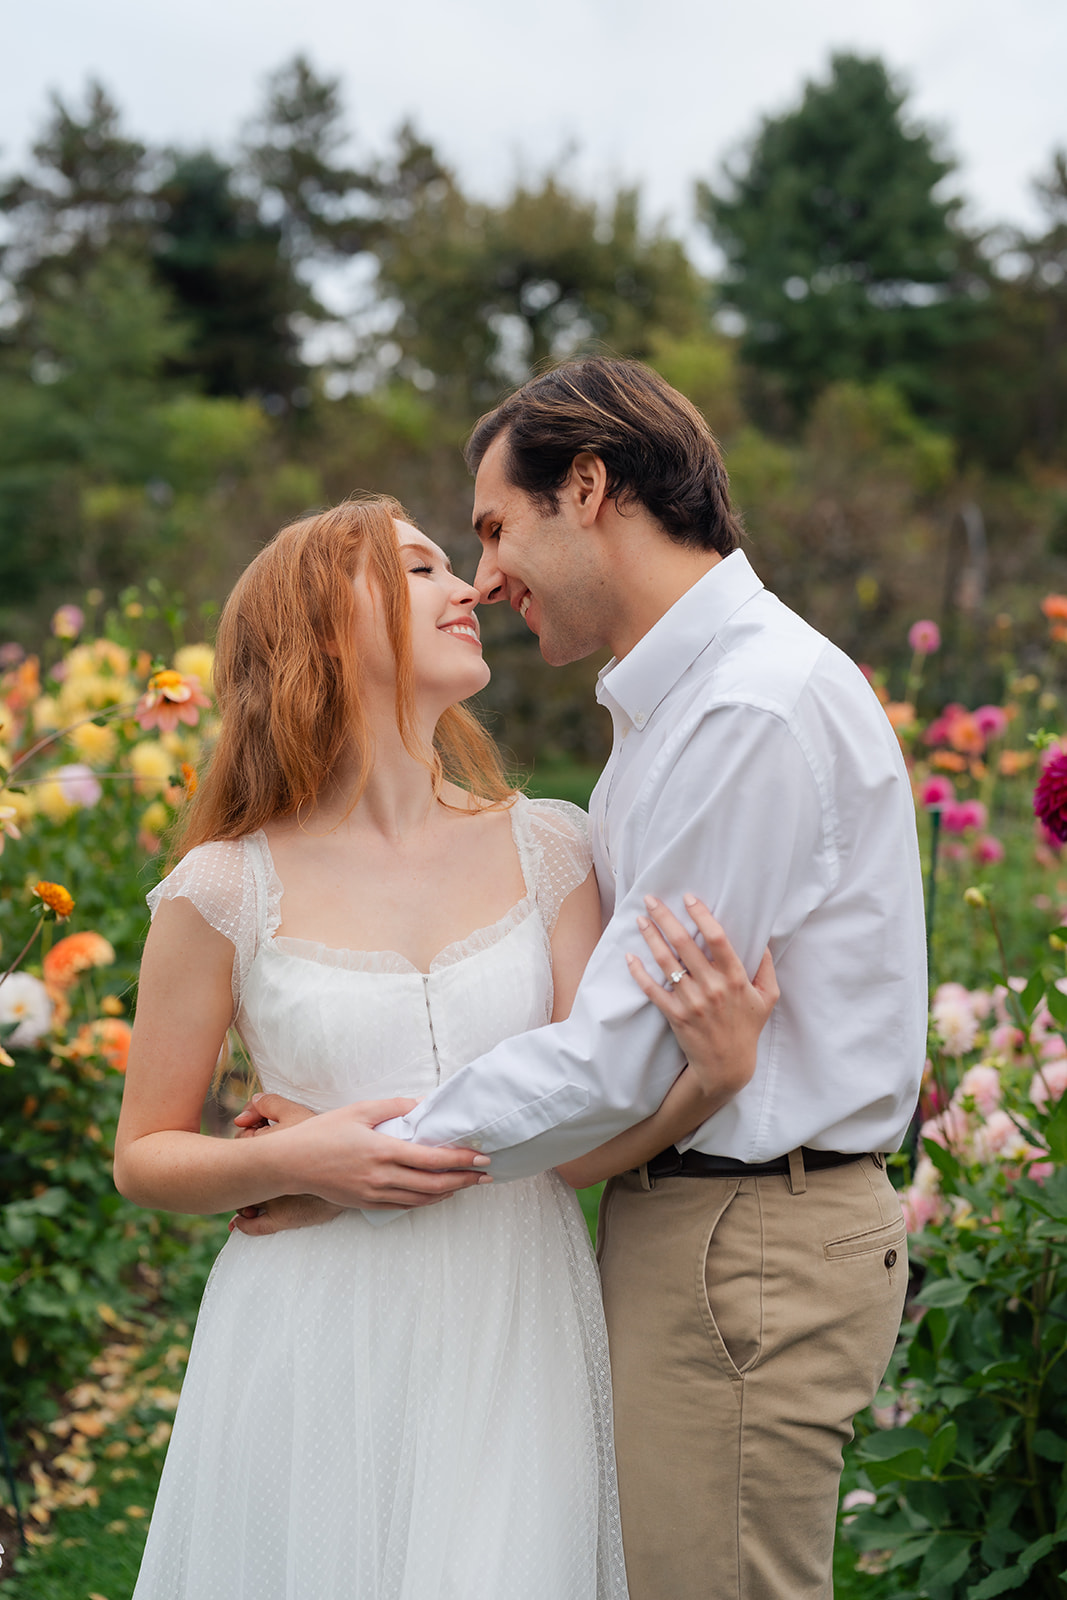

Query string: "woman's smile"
[[439, 619, 481, 644]]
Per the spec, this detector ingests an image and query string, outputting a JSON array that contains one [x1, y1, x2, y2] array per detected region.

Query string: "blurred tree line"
[[1, 51, 1065, 763]]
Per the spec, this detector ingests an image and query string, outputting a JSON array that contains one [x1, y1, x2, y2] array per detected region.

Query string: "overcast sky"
[[4, 0, 1065, 255]]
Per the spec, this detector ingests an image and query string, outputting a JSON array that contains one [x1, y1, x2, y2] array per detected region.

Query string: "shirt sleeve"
[[372, 704, 829, 1190]]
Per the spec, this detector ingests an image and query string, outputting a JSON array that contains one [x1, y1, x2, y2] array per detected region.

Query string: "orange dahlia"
[[32, 881, 75, 920], [72, 1017, 132, 1074], [43, 931, 115, 994]]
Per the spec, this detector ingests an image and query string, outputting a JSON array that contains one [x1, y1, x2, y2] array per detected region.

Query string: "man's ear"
[[566, 452, 609, 527]]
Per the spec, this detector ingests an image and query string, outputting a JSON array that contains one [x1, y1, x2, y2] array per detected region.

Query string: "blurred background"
[[2, 0, 1066, 766]]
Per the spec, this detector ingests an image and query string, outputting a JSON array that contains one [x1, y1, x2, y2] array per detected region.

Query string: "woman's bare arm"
[[113, 898, 290, 1213], [115, 899, 489, 1215]]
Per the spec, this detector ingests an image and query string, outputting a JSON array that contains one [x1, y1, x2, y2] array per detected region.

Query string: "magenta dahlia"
[[1034, 750, 1067, 843]]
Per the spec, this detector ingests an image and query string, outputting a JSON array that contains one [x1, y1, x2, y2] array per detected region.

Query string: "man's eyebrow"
[[399, 541, 452, 573], [472, 507, 498, 536]]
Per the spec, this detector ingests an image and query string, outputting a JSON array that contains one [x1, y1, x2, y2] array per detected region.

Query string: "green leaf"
[[864, 1450, 927, 1487], [927, 1420, 958, 1475], [974, 1419, 1020, 1475], [1034, 1429, 1067, 1462], [923, 1136, 963, 1186], [1022, 971, 1047, 1017], [4, 1211, 36, 1247], [920, 1534, 974, 1588], [967, 1568, 1026, 1599], [29, 1186, 69, 1218], [917, 1276, 973, 1309], [1019, 1528, 1067, 1574], [884, 1534, 936, 1570], [1042, 1091, 1067, 1164], [857, 1427, 930, 1461], [885, 1534, 936, 1570], [1006, 992, 1029, 1029], [1046, 983, 1067, 1027]]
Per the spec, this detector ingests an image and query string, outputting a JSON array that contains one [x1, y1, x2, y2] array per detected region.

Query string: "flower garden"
[[2, 595, 1067, 1597]]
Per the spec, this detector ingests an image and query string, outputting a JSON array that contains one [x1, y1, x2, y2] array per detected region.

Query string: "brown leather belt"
[[645, 1145, 867, 1180]]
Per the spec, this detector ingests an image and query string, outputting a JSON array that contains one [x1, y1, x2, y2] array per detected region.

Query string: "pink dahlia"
[[974, 705, 1008, 739], [974, 833, 1005, 864], [56, 763, 102, 808], [135, 669, 212, 735], [1034, 749, 1067, 843], [51, 604, 84, 640], [920, 776, 955, 809], [908, 619, 941, 654], [943, 799, 988, 835]]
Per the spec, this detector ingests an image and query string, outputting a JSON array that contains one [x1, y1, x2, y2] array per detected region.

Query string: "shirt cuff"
[[360, 1083, 592, 1226]]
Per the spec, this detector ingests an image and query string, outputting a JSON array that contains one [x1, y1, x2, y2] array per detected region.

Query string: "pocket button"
[[884, 1248, 898, 1268]]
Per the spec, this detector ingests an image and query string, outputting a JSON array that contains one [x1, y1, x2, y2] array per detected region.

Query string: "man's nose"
[[474, 547, 505, 604]]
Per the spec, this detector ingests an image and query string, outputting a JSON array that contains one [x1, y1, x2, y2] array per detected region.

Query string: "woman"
[[115, 497, 772, 1600]]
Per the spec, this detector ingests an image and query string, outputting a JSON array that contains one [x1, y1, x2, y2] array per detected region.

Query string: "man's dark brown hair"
[[465, 356, 743, 556]]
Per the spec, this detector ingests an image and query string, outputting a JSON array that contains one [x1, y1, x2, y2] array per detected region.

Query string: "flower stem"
[[925, 807, 942, 983], [904, 646, 925, 708], [987, 899, 1052, 1087], [0, 915, 45, 991], [5, 701, 141, 780]]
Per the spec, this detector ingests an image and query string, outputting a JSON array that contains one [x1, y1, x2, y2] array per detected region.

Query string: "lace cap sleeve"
[[146, 837, 271, 1017], [514, 795, 594, 936]]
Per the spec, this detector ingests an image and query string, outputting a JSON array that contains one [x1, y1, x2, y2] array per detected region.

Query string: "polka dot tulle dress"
[[133, 796, 628, 1600]]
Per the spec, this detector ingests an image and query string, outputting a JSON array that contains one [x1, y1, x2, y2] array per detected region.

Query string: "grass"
[[1, 1447, 162, 1598]]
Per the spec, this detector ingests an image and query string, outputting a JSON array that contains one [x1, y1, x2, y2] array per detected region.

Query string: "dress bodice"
[[147, 795, 593, 1113], [240, 889, 554, 1111]]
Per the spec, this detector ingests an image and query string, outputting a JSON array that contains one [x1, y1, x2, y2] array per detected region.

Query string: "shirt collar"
[[595, 549, 764, 729]]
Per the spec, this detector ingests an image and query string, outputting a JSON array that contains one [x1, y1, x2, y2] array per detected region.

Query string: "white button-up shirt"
[[377, 550, 927, 1181]]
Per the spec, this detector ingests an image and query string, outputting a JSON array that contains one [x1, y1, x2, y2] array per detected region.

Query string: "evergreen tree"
[[699, 53, 974, 418], [152, 151, 306, 399], [0, 80, 152, 290], [941, 151, 1067, 471], [242, 53, 377, 264]]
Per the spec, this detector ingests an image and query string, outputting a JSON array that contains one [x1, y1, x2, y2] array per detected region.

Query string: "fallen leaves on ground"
[[0, 1314, 189, 1547]]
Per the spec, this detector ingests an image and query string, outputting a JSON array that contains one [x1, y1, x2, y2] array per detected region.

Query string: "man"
[[249, 357, 927, 1597]]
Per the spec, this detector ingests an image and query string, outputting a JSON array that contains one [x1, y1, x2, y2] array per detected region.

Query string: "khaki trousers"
[[597, 1154, 907, 1600]]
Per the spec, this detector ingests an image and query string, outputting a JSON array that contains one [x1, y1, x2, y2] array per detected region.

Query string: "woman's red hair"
[[177, 495, 513, 856]]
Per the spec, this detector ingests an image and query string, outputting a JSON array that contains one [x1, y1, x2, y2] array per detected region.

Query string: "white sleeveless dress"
[[132, 795, 628, 1600]]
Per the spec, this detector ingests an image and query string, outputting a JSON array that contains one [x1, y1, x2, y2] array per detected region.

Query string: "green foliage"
[[0, 622, 226, 1428], [0, 81, 150, 291], [840, 941, 1067, 1596], [845, 1166, 1067, 1596], [375, 166, 703, 408], [0, 1037, 221, 1428], [152, 151, 307, 399], [700, 53, 974, 418], [945, 151, 1067, 471], [242, 53, 378, 263]]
